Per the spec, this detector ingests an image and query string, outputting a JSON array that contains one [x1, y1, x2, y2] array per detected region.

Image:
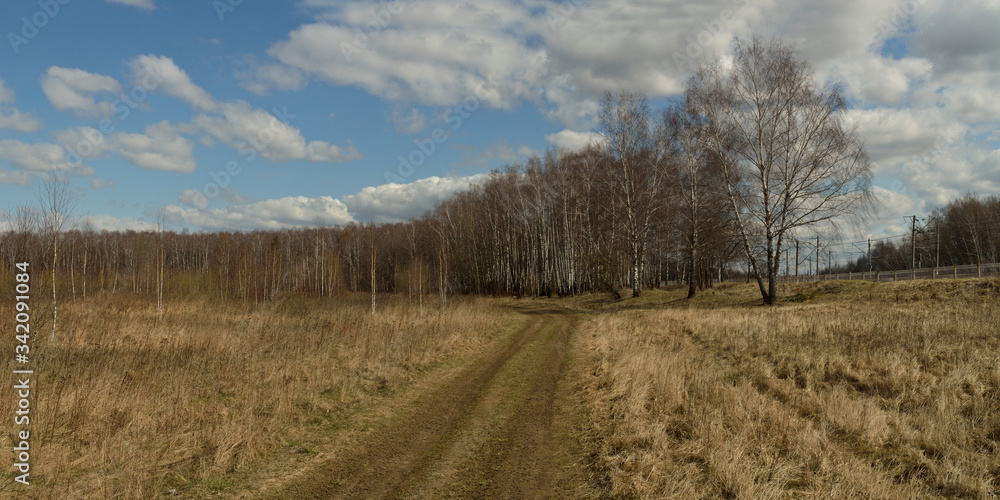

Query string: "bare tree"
[[663, 101, 727, 299], [38, 173, 77, 339], [688, 36, 875, 304], [598, 90, 664, 297], [154, 207, 166, 322]]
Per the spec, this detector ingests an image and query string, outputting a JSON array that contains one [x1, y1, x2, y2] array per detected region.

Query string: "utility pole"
[[828, 250, 832, 274], [910, 216, 916, 279], [868, 239, 872, 274], [935, 222, 940, 269], [795, 240, 800, 279], [816, 235, 820, 277]]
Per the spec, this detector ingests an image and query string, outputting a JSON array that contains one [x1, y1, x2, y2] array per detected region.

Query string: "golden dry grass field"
[[0, 294, 521, 498], [575, 279, 1000, 498], [2, 279, 999, 499]]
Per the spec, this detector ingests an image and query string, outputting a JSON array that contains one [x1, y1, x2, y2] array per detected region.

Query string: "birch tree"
[[598, 90, 664, 297], [39, 173, 77, 339], [688, 36, 875, 305]]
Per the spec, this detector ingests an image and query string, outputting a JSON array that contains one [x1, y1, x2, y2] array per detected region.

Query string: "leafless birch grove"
[[1, 37, 882, 307]]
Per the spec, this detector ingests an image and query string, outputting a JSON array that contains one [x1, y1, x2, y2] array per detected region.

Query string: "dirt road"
[[262, 306, 600, 499]]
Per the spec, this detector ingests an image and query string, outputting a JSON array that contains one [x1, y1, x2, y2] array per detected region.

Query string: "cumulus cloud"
[[341, 174, 485, 223], [164, 195, 355, 231], [0, 140, 76, 171], [48, 56, 361, 171], [113, 121, 197, 172], [0, 77, 42, 133], [305, 140, 363, 163], [79, 214, 156, 232], [266, 2, 547, 110], [909, 0, 1000, 75], [845, 108, 967, 171], [259, 0, 762, 127], [829, 54, 932, 105], [167, 175, 483, 230], [194, 100, 360, 163], [0, 167, 34, 186], [129, 55, 218, 112], [545, 129, 604, 152], [40, 67, 121, 116], [53, 127, 115, 160], [235, 57, 307, 95], [56, 122, 197, 173]]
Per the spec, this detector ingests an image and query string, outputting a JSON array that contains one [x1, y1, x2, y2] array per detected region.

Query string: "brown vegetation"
[[579, 279, 1000, 498], [0, 293, 517, 498]]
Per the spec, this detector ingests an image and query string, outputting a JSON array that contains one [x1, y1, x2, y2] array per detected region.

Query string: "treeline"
[[4, 36, 884, 306], [0, 143, 738, 305], [841, 193, 1000, 273]]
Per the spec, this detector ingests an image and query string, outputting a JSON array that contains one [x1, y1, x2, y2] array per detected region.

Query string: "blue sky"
[[1, 0, 999, 252]]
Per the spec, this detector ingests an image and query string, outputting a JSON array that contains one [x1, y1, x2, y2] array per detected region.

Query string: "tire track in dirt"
[[262, 307, 597, 499]]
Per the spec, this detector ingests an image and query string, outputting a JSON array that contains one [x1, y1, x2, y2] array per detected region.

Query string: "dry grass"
[[579, 279, 1000, 499], [0, 293, 517, 498]]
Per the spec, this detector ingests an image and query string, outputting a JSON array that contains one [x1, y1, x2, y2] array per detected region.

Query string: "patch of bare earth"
[[261, 308, 602, 499]]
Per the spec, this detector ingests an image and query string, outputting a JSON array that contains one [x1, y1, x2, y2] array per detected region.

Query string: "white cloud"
[[0, 79, 12, 104], [236, 57, 307, 95], [56, 122, 197, 173], [129, 55, 217, 112], [106, 0, 155, 10], [0, 108, 43, 133], [341, 174, 485, 223], [194, 100, 360, 164], [934, 71, 1000, 123], [256, 0, 756, 127], [909, 0, 1000, 75], [0, 168, 34, 186], [113, 121, 197, 173], [0, 78, 42, 133], [545, 129, 604, 152], [53, 127, 115, 160], [267, 2, 546, 110], [40, 67, 121, 116], [167, 175, 483, 230], [79, 214, 156, 232], [845, 108, 967, 171], [0, 140, 75, 171], [829, 54, 932, 105], [164, 195, 355, 231], [305, 140, 363, 163]]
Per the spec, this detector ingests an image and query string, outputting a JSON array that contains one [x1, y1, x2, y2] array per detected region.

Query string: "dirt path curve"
[[262, 305, 600, 499]]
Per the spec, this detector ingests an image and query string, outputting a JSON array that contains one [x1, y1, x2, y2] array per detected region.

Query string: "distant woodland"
[[3, 37, 997, 306]]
